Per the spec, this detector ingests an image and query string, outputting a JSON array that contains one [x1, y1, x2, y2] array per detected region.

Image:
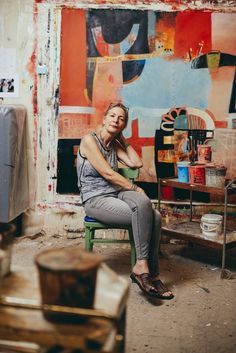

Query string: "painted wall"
[[0, 0, 236, 236], [58, 7, 236, 188]]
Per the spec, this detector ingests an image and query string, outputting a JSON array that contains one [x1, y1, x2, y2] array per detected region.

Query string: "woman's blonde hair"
[[104, 102, 129, 126]]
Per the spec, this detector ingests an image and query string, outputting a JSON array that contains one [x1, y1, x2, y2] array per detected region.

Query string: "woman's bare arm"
[[115, 133, 143, 168], [80, 134, 143, 191]]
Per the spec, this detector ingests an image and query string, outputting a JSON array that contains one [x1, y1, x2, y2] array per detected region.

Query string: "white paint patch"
[[59, 106, 95, 114]]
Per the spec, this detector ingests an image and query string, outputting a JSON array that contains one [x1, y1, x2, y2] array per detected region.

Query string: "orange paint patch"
[[26, 51, 36, 77], [155, 13, 176, 55], [208, 67, 235, 123], [60, 9, 87, 106], [92, 61, 123, 118]]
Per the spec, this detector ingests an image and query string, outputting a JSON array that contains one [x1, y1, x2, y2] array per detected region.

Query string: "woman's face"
[[103, 106, 127, 134]]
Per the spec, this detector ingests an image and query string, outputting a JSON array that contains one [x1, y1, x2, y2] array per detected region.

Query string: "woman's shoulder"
[[80, 132, 99, 152], [81, 132, 96, 144], [79, 133, 94, 158]]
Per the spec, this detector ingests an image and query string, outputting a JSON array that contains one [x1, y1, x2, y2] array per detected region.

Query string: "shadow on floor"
[[171, 243, 236, 272], [92, 242, 236, 286]]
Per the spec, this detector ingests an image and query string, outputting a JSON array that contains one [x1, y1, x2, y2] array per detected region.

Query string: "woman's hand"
[[130, 184, 145, 194], [136, 186, 146, 194]]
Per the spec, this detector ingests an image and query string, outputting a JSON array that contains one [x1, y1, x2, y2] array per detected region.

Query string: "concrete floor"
[[11, 234, 236, 353]]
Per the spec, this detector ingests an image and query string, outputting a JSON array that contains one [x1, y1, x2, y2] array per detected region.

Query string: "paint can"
[[200, 214, 223, 239], [205, 166, 227, 188], [189, 164, 205, 185], [177, 161, 190, 183], [161, 186, 174, 200], [197, 145, 212, 164], [35, 247, 102, 322]]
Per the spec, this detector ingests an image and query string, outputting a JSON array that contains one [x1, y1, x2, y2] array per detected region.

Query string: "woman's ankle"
[[151, 275, 160, 280], [132, 259, 149, 275]]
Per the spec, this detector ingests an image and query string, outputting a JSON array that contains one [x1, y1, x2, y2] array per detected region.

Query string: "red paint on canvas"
[[27, 2, 38, 116], [60, 9, 87, 106], [215, 121, 227, 128], [25, 1, 40, 166], [27, 51, 38, 116], [128, 119, 154, 157], [174, 11, 212, 60], [94, 28, 109, 56]]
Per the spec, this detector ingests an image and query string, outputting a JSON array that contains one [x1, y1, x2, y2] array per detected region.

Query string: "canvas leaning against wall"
[[57, 8, 236, 194]]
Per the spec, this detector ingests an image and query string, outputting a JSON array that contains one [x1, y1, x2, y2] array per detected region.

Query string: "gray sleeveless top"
[[77, 132, 121, 203]]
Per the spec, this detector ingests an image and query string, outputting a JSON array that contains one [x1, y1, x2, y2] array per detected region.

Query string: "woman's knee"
[[136, 193, 153, 212], [119, 190, 152, 213]]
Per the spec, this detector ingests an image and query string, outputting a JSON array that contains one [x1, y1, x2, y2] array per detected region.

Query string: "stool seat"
[[84, 216, 97, 222]]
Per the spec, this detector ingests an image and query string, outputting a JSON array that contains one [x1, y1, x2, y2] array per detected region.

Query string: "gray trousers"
[[84, 190, 161, 276]]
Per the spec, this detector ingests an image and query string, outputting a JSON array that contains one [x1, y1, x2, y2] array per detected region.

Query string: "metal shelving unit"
[[158, 177, 236, 278]]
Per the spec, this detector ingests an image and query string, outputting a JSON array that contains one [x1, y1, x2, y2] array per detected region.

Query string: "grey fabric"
[[84, 190, 161, 276], [0, 105, 29, 222], [77, 132, 121, 203]]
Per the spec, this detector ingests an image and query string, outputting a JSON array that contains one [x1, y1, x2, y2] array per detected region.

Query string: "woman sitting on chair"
[[77, 102, 174, 300]]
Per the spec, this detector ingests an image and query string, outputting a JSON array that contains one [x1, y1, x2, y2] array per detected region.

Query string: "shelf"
[[158, 177, 236, 278], [160, 178, 236, 196], [162, 221, 236, 250]]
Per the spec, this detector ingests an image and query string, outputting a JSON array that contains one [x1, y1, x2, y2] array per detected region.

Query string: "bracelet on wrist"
[[124, 142, 130, 149], [130, 183, 138, 191]]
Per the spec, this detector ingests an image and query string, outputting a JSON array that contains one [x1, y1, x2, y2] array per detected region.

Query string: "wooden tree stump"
[[35, 247, 102, 321]]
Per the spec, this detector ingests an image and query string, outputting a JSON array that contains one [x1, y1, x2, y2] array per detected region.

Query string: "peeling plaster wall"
[[1, 0, 236, 237], [0, 0, 39, 233], [35, 0, 236, 12], [0, 0, 60, 235], [0, 0, 35, 140]]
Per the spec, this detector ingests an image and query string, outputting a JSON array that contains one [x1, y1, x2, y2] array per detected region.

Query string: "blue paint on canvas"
[[121, 57, 211, 109], [121, 57, 211, 136]]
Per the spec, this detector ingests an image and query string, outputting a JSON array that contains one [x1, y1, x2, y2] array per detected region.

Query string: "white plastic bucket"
[[200, 214, 223, 239]]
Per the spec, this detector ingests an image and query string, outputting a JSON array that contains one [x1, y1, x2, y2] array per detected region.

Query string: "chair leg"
[[129, 229, 136, 269], [85, 226, 94, 251]]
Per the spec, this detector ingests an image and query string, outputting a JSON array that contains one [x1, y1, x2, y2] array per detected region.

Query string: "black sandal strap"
[[130, 272, 158, 297], [152, 279, 174, 300]]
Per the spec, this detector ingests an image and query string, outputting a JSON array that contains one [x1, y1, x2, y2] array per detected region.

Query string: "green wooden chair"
[[84, 168, 139, 268]]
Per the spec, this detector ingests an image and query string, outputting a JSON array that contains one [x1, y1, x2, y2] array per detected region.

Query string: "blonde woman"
[[77, 102, 174, 300]]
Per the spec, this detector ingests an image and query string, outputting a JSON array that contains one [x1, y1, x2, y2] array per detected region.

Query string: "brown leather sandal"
[[130, 272, 159, 297], [151, 279, 174, 300]]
